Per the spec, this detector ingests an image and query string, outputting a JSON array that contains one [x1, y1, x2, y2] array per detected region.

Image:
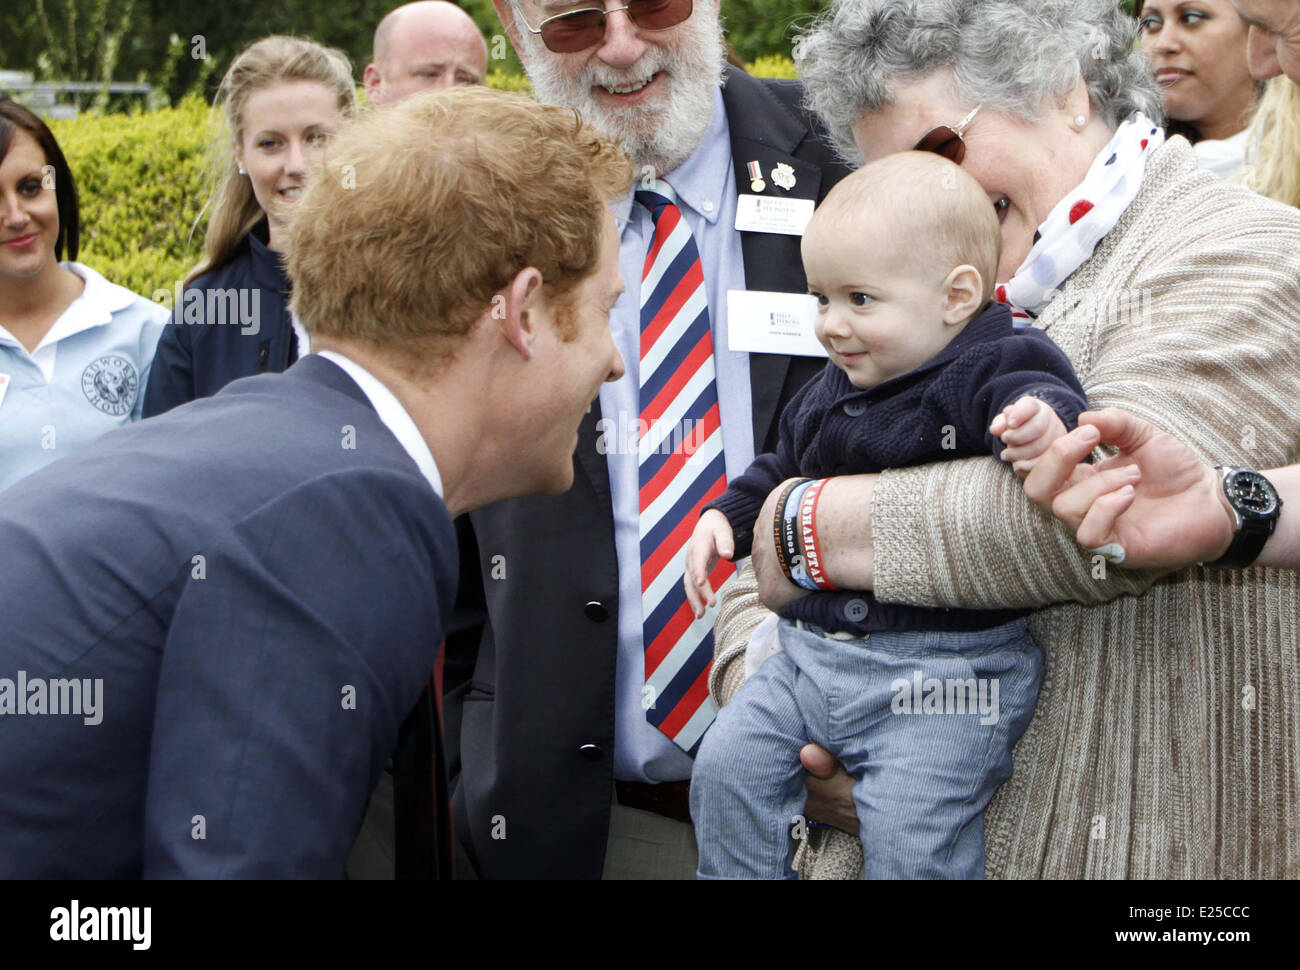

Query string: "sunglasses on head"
[[913, 104, 982, 164], [518, 0, 695, 54]]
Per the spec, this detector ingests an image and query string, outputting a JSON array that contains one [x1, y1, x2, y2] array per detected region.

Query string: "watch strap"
[[1205, 517, 1275, 569], [1203, 467, 1281, 570]]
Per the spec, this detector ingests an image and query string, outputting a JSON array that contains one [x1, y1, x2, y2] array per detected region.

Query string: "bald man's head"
[[365, 1, 489, 105]]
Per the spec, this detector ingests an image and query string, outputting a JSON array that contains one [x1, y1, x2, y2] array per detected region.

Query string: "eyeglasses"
[[517, 0, 695, 54], [913, 104, 982, 164]]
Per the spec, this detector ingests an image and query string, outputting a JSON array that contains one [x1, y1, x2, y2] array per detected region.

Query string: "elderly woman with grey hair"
[[708, 0, 1300, 879]]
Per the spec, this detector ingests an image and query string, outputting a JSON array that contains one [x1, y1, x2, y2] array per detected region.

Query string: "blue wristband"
[[781, 480, 819, 591]]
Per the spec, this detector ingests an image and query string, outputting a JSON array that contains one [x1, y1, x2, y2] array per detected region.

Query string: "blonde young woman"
[[1242, 75, 1300, 206], [143, 36, 357, 417]]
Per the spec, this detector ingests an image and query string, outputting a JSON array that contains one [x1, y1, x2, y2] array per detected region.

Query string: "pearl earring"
[[238, 167, 247, 176], [1073, 114, 1087, 131]]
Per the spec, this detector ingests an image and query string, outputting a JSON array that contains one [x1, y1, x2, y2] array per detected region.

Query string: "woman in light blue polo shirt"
[[0, 98, 166, 494]]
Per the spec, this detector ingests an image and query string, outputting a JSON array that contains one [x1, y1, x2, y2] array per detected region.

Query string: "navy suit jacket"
[[0, 356, 456, 878], [444, 67, 855, 879]]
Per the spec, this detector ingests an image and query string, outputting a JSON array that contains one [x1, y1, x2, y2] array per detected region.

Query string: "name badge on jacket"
[[727, 291, 827, 358], [734, 195, 815, 236]]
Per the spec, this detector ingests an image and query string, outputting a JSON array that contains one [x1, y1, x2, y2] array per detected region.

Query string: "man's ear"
[[362, 63, 383, 104], [492, 0, 524, 48], [941, 264, 984, 325], [497, 267, 545, 361]]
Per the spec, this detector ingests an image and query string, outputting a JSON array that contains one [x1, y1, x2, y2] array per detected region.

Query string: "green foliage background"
[[50, 96, 210, 299], [1, 2, 833, 106]]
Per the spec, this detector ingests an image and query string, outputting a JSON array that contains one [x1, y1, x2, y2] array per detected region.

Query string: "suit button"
[[584, 601, 609, 623], [579, 744, 603, 760], [843, 401, 867, 417]]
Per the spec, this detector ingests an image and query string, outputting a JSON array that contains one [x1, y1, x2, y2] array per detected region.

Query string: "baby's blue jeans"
[[691, 616, 1042, 879]]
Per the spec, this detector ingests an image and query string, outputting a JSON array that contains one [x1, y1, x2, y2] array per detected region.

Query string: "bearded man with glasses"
[[442, 0, 852, 878]]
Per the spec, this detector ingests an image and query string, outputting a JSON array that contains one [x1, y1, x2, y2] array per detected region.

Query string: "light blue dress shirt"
[[0, 262, 167, 494], [604, 87, 756, 782]]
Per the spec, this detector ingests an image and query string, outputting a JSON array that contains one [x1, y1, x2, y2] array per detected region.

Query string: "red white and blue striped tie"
[[636, 179, 734, 755]]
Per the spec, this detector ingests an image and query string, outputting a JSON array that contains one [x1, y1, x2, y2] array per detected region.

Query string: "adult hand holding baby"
[[1021, 408, 1234, 568], [800, 743, 861, 835]]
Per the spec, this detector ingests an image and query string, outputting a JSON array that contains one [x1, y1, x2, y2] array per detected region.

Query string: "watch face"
[[1226, 471, 1280, 520]]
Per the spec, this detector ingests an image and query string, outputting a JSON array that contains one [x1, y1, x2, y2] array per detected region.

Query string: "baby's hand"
[[684, 509, 735, 619], [989, 395, 1069, 477]]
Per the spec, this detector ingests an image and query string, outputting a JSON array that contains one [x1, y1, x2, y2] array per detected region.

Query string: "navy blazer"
[[444, 67, 856, 879], [0, 356, 456, 878], [143, 220, 298, 418]]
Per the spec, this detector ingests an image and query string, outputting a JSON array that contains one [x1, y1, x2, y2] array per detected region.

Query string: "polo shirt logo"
[[81, 356, 139, 416]]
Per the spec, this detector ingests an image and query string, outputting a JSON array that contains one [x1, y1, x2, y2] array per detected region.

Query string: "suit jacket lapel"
[[721, 66, 825, 453], [575, 398, 612, 506]]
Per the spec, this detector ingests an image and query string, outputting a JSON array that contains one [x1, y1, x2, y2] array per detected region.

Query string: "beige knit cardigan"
[[711, 137, 1300, 879]]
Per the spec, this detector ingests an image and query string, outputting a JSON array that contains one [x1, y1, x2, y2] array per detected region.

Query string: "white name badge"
[[727, 291, 827, 358], [734, 194, 815, 236], [0, 373, 9, 410]]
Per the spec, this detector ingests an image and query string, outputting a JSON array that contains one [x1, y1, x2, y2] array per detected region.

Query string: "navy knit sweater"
[[707, 300, 1088, 636]]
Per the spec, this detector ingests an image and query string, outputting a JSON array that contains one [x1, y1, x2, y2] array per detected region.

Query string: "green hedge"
[[50, 58, 798, 298], [51, 96, 211, 299]]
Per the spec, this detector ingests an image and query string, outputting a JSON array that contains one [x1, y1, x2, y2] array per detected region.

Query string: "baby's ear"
[[941, 264, 984, 326]]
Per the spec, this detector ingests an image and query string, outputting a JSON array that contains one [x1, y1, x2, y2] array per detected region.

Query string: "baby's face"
[[802, 219, 960, 391]]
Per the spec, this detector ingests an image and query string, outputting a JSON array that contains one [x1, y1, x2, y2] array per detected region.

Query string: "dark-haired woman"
[[0, 98, 166, 494], [1139, 0, 1262, 178]]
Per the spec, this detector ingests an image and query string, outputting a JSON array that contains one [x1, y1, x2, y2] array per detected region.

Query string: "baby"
[[684, 152, 1089, 879]]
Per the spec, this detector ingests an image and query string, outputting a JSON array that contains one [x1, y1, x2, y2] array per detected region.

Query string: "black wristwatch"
[[1202, 467, 1284, 569]]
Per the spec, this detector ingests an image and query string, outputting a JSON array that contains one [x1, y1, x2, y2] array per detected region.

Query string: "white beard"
[[514, 5, 725, 176]]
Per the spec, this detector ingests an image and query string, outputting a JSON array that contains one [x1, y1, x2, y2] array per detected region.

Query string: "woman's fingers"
[[1051, 464, 1142, 528], [799, 744, 859, 834], [1023, 424, 1101, 507], [1074, 484, 1137, 550], [799, 743, 842, 779], [1077, 408, 1161, 453]]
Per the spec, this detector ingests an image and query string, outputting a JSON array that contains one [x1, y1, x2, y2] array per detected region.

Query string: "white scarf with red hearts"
[[996, 114, 1165, 321]]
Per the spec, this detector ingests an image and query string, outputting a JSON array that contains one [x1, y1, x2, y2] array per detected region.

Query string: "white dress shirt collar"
[[314, 350, 443, 498]]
